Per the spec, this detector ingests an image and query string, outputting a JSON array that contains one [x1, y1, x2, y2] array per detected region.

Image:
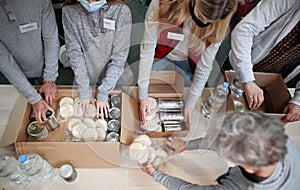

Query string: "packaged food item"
[[27, 121, 48, 140], [106, 132, 120, 142], [59, 163, 77, 182], [108, 119, 120, 132]]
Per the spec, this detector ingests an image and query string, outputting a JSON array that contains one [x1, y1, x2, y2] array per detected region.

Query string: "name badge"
[[103, 19, 115, 31], [167, 32, 184, 41], [19, 22, 38, 33]]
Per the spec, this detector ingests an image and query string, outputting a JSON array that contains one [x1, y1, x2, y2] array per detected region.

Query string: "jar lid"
[[59, 164, 74, 179]]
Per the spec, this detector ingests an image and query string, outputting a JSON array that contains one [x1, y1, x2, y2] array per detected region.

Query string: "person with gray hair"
[[140, 112, 300, 189]]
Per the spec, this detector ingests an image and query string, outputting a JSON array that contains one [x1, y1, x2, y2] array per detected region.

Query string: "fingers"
[[39, 83, 57, 104], [33, 99, 50, 123]]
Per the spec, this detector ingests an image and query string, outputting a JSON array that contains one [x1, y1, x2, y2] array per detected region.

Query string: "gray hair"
[[215, 112, 288, 167]]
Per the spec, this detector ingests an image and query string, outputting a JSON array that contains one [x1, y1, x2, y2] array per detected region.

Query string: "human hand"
[[282, 103, 300, 122], [96, 99, 109, 119], [139, 157, 156, 177], [242, 81, 264, 109], [32, 99, 54, 123], [184, 107, 192, 128], [39, 82, 57, 104], [166, 137, 187, 154], [140, 99, 150, 124], [75, 98, 94, 114]]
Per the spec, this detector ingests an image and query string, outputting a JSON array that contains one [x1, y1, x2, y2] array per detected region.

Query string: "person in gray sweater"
[[229, 0, 300, 122], [0, 0, 59, 123], [62, 0, 132, 118], [140, 112, 300, 189]]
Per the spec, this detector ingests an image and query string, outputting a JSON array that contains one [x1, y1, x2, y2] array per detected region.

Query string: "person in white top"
[[138, 0, 241, 125], [229, 0, 300, 122]]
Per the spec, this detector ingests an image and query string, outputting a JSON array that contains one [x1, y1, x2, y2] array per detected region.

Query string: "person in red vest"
[[138, 0, 241, 125]]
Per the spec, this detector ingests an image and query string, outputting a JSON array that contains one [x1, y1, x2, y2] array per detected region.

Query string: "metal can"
[[109, 107, 121, 119], [159, 112, 184, 121], [158, 99, 184, 110], [45, 110, 59, 131], [59, 163, 77, 182], [27, 121, 48, 140], [110, 94, 121, 108], [108, 119, 120, 132], [106, 132, 120, 142]]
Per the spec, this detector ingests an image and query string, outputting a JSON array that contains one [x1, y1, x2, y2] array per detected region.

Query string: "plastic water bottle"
[[201, 82, 229, 119], [18, 153, 56, 183], [0, 154, 31, 185], [230, 77, 244, 100]]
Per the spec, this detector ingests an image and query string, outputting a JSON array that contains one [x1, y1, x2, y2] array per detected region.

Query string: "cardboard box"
[[0, 87, 139, 168], [224, 71, 291, 119], [123, 71, 188, 138]]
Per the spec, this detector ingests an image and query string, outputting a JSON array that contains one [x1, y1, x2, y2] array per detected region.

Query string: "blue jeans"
[[152, 57, 193, 86]]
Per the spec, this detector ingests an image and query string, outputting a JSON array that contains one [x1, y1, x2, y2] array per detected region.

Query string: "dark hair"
[[63, 0, 79, 6]]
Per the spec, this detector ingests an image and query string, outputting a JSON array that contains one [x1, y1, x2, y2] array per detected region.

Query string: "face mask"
[[77, 0, 107, 12], [189, 2, 211, 28]]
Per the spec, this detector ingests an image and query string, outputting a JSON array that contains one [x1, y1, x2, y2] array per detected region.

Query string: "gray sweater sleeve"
[[185, 42, 221, 108], [153, 170, 224, 190], [138, 0, 159, 100], [0, 42, 41, 104], [62, 7, 93, 99], [97, 5, 132, 102], [41, 0, 59, 82]]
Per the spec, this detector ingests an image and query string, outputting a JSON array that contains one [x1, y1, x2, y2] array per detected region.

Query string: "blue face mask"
[[77, 0, 107, 12]]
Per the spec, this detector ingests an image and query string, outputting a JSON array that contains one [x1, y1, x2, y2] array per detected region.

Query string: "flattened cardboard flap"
[[0, 96, 30, 147], [120, 92, 140, 145], [148, 71, 184, 98]]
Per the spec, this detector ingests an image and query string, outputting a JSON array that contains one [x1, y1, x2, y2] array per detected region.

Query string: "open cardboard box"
[[123, 71, 188, 138], [224, 71, 291, 120], [0, 86, 140, 168]]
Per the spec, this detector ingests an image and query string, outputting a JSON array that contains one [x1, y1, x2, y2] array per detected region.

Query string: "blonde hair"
[[154, 0, 240, 53]]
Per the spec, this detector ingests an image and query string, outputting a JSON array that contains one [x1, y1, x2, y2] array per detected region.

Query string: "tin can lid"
[[59, 164, 74, 179], [27, 121, 45, 137], [106, 132, 120, 142], [108, 119, 120, 132], [109, 107, 120, 119], [110, 94, 121, 107]]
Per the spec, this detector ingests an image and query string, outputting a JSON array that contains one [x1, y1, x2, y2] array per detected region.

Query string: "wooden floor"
[[0, 85, 299, 189]]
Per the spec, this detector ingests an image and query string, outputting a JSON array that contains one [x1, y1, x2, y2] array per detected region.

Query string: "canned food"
[[106, 132, 120, 142], [109, 107, 121, 119], [163, 125, 182, 132], [158, 99, 184, 110], [110, 94, 121, 108], [234, 101, 244, 112], [45, 110, 59, 131], [59, 163, 77, 182], [108, 119, 120, 132], [27, 121, 48, 140], [159, 112, 184, 121]]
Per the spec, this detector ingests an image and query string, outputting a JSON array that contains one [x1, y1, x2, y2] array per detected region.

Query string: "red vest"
[[154, 25, 211, 72]]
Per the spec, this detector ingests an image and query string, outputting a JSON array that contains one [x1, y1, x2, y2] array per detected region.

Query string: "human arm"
[[138, 0, 160, 121], [166, 136, 213, 154], [0, 42, 52, 123], [229, 0, 298, 108], [62, 6, 93, 100], [140, 99, 151, 124], [140, 158, 219, 190], [96, 5, 132, 107], [40, 0, 59, 104], [283, 80, 300, 122], [185, 42, 221, 124]]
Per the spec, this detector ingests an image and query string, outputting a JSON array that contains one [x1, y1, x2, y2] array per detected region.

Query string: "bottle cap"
[[223, 82, 229, 88], [18, 155, 27, 163], [46, 110, 53, 118]]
